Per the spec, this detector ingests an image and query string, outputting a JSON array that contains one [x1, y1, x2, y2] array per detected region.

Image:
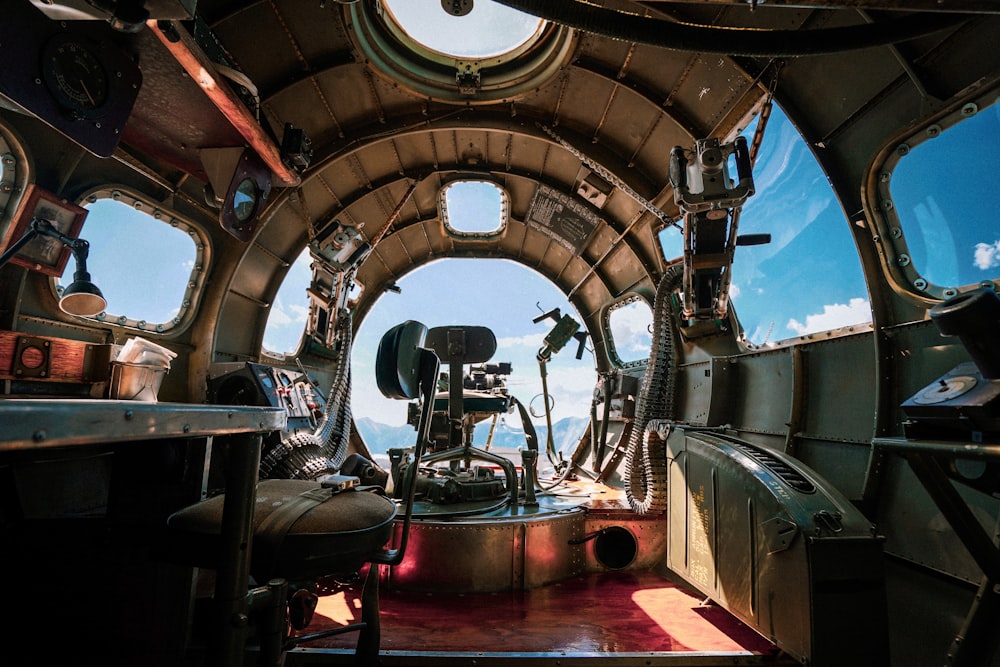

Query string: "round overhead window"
[[349, 0, 574, 102], [384, 0, 542, 59]]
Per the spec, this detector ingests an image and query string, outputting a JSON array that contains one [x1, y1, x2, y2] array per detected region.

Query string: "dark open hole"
[[595, 526, 637, 570]]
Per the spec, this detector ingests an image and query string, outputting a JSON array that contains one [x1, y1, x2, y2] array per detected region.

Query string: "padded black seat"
[[167, 479, 397, 582], [165, 320, 439, 666]]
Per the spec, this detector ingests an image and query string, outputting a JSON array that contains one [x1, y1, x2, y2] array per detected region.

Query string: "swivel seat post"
[[248, 578, 290, 667]]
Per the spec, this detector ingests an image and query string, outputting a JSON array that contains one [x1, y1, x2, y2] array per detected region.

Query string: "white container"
[[109, 361, 167, 401]]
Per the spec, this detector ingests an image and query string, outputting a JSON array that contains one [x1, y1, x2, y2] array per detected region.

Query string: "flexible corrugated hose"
[[624, 266, 682, 514]]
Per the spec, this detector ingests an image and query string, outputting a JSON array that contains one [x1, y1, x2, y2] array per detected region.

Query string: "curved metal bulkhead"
[[665, 427, 888, 666], [384, 509, 586, 594]]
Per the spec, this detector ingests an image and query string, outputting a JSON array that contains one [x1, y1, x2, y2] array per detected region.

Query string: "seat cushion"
[[167, 479, 397, 581]]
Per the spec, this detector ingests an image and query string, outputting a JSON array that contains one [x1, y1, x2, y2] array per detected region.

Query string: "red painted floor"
[[294, 569, 778, 656]]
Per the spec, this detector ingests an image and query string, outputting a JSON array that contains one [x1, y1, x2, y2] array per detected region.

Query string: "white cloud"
[[268, 299, 309, 329], [609, 302, 653, 354], [496, 332, 546, 349], [973, 240, 1000, 271], [786, 298, 871, 336], [262, 299, 311, 353], [268, 300, 292, 327], [498, 362, 597, 420], [288, 303, 310, 323], [351, 381, 408, 423], [544, 365, 597, 394], [749, 322, 775, 345]]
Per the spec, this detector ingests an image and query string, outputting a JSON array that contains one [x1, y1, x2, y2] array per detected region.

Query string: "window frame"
[[350, 1, 574, 103], [439, 179, 509, 240], [871, 88, 1000, 301], [0, 123, 31, 239], [604, 294, 653, 369], [61, 187, 209, 334]]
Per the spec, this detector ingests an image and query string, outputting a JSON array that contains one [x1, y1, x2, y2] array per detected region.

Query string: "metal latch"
[[456, 62, 481, 95]]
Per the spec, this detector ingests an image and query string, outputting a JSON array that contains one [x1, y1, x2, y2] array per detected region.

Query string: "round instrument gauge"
[[232, 178, 261, 223], [911, 375, 978, 405], [41, 34, 110, 119]]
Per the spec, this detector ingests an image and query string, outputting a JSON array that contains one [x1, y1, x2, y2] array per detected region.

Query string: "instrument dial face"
[[232, 178, 260, 223], [911, 375, 979, 405], [41, 35, 110, 119]]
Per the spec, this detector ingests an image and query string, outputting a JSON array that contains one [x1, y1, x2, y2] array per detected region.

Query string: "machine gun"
[[669, 136, 765, 321]]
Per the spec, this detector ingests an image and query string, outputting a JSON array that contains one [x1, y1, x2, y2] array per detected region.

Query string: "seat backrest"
[[424, 325, 496, 365], [423, 326, 496, 428], [371, 320, 439, 565], [376, 320, 430, 400]]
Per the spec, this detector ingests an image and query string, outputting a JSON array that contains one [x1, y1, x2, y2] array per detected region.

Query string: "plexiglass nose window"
[[725, 105, 870, 346]]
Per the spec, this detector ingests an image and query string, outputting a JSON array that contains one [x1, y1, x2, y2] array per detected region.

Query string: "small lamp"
[[0, 218, 107, 317]]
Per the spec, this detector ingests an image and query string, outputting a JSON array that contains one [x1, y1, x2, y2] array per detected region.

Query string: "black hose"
[[492, 0, 968, 57], [596, 374, 611, 470], [589, 394, 602, 472], [510, 394, 541, 454]]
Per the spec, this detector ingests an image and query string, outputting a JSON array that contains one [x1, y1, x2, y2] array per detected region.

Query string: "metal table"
[[0, 399, 287, 665]]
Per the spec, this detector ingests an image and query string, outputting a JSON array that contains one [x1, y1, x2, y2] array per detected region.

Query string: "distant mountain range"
[[355, 414, 590, 457]]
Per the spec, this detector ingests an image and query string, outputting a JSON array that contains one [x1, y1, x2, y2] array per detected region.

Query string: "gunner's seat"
[[166, 320, 439, 664], [418, 325, 520, 506]]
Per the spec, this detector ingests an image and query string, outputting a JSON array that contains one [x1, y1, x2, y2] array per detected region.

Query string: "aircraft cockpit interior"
[[0, 1, 998, 666]]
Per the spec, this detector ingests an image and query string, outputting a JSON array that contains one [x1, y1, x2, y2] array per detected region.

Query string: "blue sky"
[[890, 102, 1000, 289], [725, 111, 871, 344], [63, 198, 196, 326], [349, 257, 596, 424]]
